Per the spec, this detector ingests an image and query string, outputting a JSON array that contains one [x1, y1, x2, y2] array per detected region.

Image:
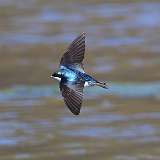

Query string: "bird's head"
[[51, 71, 62, 81]]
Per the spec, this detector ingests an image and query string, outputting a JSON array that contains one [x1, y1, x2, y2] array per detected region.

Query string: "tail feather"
[[96, 82, 108, 89]]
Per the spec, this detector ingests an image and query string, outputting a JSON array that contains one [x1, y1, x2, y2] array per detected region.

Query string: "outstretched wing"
[[60, 82, 84, 115], [60, 32, 85, 68]]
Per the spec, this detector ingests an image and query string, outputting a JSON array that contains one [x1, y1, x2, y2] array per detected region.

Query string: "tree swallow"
[[51, 33, 108, 115]]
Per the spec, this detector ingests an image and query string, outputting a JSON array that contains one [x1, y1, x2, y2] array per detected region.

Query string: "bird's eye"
[[51, 73, 56, 77]]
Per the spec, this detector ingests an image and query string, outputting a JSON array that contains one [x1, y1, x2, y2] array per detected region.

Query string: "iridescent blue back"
[[60, 65, 97, 84], [60, 66, 77, 82]]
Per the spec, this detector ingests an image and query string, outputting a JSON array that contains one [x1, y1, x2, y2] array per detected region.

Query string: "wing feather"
[[60, 32, 85, 67], [60, 82, 84, 115]]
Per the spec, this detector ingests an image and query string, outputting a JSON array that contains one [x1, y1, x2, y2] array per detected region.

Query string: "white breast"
[[54, 77, 61, 81], [84, 81, 90, 87]]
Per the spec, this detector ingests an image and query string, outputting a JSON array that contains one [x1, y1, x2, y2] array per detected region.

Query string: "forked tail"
[[95, 81, 108, 89]]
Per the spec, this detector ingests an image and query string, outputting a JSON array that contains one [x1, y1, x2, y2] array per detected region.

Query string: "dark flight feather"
[[60, 32, 85, 67], [60, 82, 84, 115]]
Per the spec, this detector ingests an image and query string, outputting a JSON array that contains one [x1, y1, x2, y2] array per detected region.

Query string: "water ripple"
[[63, 124, 158, 140], [61, 112, 160, 126], [0, 82, 160, 102]]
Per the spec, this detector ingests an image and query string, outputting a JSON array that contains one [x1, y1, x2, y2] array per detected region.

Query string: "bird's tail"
[[95, 81, 108, 89]]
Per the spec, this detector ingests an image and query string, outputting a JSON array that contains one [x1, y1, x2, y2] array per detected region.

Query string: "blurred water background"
[[0, 0, 160, 159]]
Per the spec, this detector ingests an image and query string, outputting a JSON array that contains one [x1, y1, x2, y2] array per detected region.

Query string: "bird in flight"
[[51, 33, 108, 115]]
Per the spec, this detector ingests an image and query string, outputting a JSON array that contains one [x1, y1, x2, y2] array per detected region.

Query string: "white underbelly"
[[53, 77, 91, 87], [54, 77, 61, 81], [84, 81, 90, 87]]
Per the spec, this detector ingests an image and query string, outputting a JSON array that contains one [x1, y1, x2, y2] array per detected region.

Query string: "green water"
[[0, 0, 160, 159]]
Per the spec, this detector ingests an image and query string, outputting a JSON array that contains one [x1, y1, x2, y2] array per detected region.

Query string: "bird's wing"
[[60, 32, 85, 72], [60, 81, 84, 115]]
